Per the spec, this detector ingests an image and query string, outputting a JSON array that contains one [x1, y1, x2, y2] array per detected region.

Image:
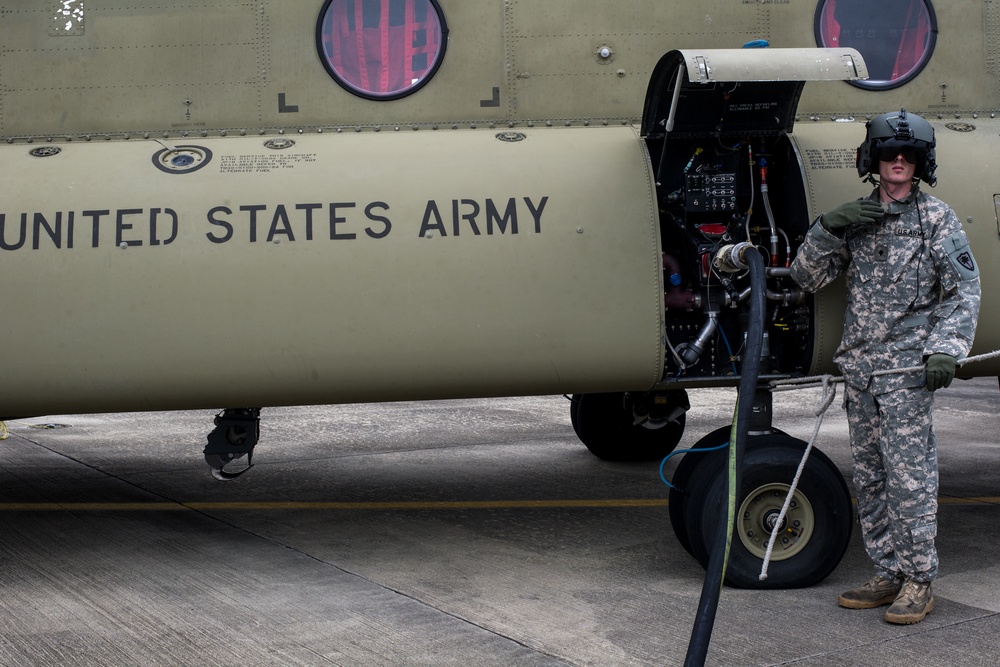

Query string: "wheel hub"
[[763, 509, 786, 533], [737, 483, 815, 561]]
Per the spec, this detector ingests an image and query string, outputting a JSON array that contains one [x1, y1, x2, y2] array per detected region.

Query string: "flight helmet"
[[856, 108, 937, 186]]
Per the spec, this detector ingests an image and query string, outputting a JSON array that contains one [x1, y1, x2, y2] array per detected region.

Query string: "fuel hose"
[[683, 248, 766, 666]]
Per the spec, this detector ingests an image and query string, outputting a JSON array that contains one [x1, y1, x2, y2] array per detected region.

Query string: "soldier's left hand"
[[925, 353, 957, 391]]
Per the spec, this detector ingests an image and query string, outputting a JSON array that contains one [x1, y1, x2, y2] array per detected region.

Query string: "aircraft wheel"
[[683, 433, 852, 589], [572, 391, 688, 462], [668, 427, 795, 556]]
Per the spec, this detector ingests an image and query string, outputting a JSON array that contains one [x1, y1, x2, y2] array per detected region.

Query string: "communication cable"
[[683, 248, 766, 667], [659, 441, 729, 490]]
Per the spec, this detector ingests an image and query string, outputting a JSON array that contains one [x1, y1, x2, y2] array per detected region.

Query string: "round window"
[[317, 0, 448, 100], [814, 0, 937, 90]]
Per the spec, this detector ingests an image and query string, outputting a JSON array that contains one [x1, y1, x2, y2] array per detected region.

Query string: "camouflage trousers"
[[844, 384, 938, 583]]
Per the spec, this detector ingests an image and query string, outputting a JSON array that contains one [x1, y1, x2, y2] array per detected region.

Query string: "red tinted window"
[[318, 0, 447, 99], [815, 0, 936, 90]]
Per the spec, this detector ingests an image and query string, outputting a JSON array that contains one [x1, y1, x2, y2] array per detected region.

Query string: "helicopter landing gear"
[[571, 390, 689, 461], [204, 408, 260, 480]]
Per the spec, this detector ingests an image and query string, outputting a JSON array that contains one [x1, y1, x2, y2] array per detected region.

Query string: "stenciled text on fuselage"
[[0, 196, 549, 250]]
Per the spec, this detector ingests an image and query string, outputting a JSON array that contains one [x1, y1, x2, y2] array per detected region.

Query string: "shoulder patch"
[[943, 232, 980, 280]]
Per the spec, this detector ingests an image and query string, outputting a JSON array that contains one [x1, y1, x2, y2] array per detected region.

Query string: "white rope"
[[758, 349, 1000, 581], [770, 349, 1000, 392], [758, 376, 837, 580]]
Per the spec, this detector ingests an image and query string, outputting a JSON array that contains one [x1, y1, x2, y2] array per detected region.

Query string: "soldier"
[[790, 109, 980, 624]]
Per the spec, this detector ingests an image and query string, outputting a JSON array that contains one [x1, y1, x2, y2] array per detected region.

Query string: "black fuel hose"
[[683, 248, 766, 667]]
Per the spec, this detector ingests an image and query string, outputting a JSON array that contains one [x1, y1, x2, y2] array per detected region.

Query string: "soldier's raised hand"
[[820, 199, 885, 232]]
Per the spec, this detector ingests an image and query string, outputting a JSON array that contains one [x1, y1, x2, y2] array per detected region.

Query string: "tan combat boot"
[[884, 580, 935, 624], [837, 576, 903, 609]]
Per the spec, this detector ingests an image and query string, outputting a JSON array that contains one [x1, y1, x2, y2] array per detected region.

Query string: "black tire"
[[668, 427, 793, 557], [683, 434, 853, 589], [573, 391, 688, 462], [569, 394, 582, 436], [668, 426, 732, 557]]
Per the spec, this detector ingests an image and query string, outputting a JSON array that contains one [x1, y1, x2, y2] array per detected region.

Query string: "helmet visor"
[[875, 145, 918, 164]]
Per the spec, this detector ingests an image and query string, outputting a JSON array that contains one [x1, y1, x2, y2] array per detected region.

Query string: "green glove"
[[925, 353, 956, 391], [821, 199, 885, 231]]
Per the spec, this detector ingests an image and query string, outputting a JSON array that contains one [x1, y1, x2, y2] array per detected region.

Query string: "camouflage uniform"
[[790, 187, 980, 583]]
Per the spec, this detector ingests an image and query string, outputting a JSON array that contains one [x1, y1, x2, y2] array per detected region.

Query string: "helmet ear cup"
[[855, 142, 872, 178], [923, 151, 938, 187]]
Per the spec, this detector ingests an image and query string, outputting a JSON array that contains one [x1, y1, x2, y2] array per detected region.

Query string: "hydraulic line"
[[759, 157, 780, 267], [683, 248, 766, 667]]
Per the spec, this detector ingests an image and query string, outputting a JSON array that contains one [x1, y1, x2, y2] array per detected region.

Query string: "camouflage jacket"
[[790, 187, 981, 393]]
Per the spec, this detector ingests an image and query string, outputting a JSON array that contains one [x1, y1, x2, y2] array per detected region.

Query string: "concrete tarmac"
[[1, 378, 999, 666]]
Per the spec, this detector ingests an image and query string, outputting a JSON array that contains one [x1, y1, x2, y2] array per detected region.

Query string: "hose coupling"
[[713, 242, 756, 274]]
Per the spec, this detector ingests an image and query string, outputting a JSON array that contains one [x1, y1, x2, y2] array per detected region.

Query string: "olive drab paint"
[[0, 0, 998, 420], [0, 128, 663, 416]]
